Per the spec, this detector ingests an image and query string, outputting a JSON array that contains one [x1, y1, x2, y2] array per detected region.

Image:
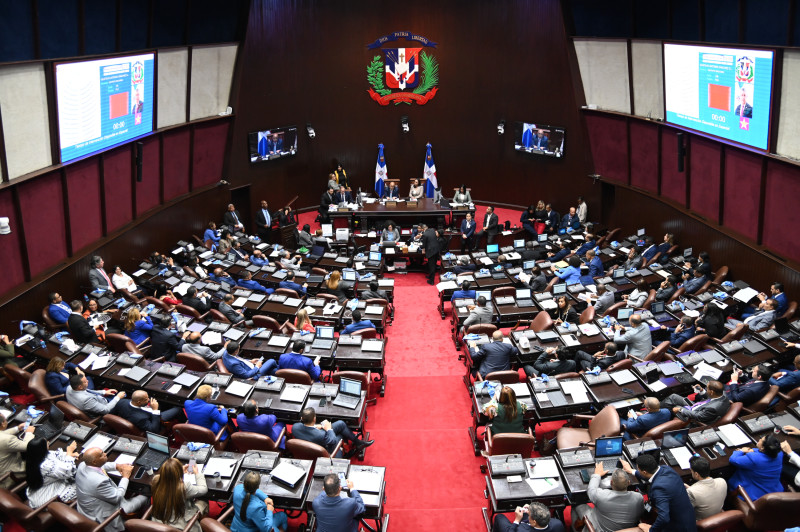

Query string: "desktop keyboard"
[[136, 449, 168, 470], [597, 458, 621, 471], [332, 394, 361, 409]]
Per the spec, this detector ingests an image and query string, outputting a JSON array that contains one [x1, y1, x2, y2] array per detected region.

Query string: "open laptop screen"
[[612, 268, 625, 279], [316, 326, 334, 339], [538, 234, 548, 242], [683, 247, 693, 258], [516, 289, 531, 299], [594, 436, 624, 458], [476, 290, 491, 301], [553, 283, 567, 295], [342, 270, 357, 281], [339, 377, 362, 396], [369, 251, 381, 261], [651, 301, 665, 314], [617, 307, 634, 321], [487, 244, 499, 254], [513, 239, 525, 249], [147, 432, 169, 453], [662, 429, 689, 449], [523, 260, 536, 270]]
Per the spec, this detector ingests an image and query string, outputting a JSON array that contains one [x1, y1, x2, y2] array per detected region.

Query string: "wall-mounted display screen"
[[247, 126, 298, 162], [513, 122, 565, 158], [55, 53, 155, 163], [664, 43, 774, 151]]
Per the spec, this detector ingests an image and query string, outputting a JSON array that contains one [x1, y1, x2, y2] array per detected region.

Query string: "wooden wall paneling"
[[0, 189, 26, 296], [16, 171, 67, 277], [628, 120, 659, 192], [660, 128, 687, 206], [584, 113, 629, 183], [192, 121, 229, 188], [763, 159, 800, 262], [687, 136, 722, 222], [64, 157, 103, 253], [722, 148, 763, 242], [102, 147, 134, 233], [135, 136, 161, 215], [162, 129, 191, 200]]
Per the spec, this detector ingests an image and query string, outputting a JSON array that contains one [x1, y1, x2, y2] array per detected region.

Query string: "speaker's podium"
[[280, 223, 298, 249]]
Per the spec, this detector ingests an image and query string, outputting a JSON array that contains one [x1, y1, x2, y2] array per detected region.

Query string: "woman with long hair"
[[321, 270, 347, 302], [624, 279, 649, 308], [124, 307, 153, 344], [82, 298, 110, 342], [45, 357, 93, 396], [553, 295, 578, 325], [696, 302, 727, 339], [25, 437, 79, 508], [231, 471, 288, 532], [294, 308, 315, 333], [150, 458, 208, 532], [484, 386, 528, 436]]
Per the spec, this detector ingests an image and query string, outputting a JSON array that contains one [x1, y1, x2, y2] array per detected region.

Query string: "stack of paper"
[[201, 331, 223, 345], [108, 454, 137, 476]]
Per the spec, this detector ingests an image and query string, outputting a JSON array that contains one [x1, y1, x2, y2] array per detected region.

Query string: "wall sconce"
[[401, 116, 410, 133], [0, 217, 10, 235], [306, 123, 316, 139], [497, 120, 506, 135]]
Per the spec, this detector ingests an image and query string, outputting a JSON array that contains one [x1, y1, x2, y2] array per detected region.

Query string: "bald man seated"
[[620, 397, 671, 440], [110, 390, 184, 434], [76, 447, 149, 532]]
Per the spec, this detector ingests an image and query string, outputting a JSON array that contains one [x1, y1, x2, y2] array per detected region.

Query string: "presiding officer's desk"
[[330, 197, 475, 231], [484, 455, 568, 519]]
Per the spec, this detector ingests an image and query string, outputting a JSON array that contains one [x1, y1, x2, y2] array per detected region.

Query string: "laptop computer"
[[515, 288, 534, 308], [312, 326, 336, 350], [366, 251, 382, 267], [476, 290, 492, 302], [332, 378, 363, 409], [553, 283, 567, 296], [612, 268, 631, 285], [513, 239, 525, 249], [342, 270, 357, 282], [650, 301, 671, 322], [594, 436, 625, 470], [307, 244, 326, 261], [774, 317, 800, 342], [34, 404, 65, 440], [661, 428, 690, 466], [486, 244, 499, 256], [537, 233, 548, 243], [124, 365, 151, 383], [616, 307, 633, 326], [134, 432, 171, 470], [523, 260, 536, 271]]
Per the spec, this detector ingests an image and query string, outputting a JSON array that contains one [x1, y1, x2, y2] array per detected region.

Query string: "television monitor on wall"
[[664, 43, 775, 151], [247, 126, 298, 162], [55, 53, 155, 163], [513, 122, 565, 158]]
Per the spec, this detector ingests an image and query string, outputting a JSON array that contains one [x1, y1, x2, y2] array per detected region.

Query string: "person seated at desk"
[[521, 241, 546, 262], [111, 390, 184, 433], [203, 221, 221, 247], [623, 279, 649, 308], [467, 331, 518, 379], [341, 310, 375, 335], [525, 265, 548, 293], [611, 247, 643, 272], [278, 271, 307, 296], [482, 386, 527, 436], [520, 205, 538, 239], [728, 433, 784, 501], [461, 296, 493, 333], [277, 340, 321, 381], [237, 399, 285, 449], [238, 271, 272, 294], [185, 385, 229, 439], [655, 275, 678, 302], [230, 471, 289, 532], [620, 396, 671, 440], [451, 280, 476, 304], [768, 354, 800, 392], [223, 341, 275, 379], [742, 297, 778, 331], [453, 184, 472, 204], [660, 315, 696, 348], [334, 185, 353, 204], [362, 280, 389, 301], [313, 474, 365, 532], [453, 256, 477, 274], [590, 283, 615, 316], [694, 302, 726, 339], [581, 248, 604, 284], [572, 465, 644, 532], [249, 249, 268, 266], [612, 314, 652, 360], [124, 308, 153, 345], [560, 207, 581, 232], [686, 456, 727, 521], [409, 178, 424, 199], [382, 181, 399, 199], [183, 286, 212, 314], [552, 295, 578, 325], [279, 250, 302, 271], [25, 437, 80, 508], [48, 291, 72, 324], [66, 374, 125, 417], [548, 240, 574, 263], [575, 341, 623, 373], [219, 294, 247, 325], [492, 501, 565, 532], [575, 234, 596, 257], [81, 298, 110, 343], [75, 447, 149, 531], [742, 281, 788, 319], [525, 346, 576, 377], [292, 407, 374, 458], [293, 308, 315, 333], [662, 380, 730, 426], [66, 299, 101, 345], [0, 413, 36, 489], [682, 269, 707, 295], [381, 223, 399, 243], [321, 271, 348, 303], [552, 256, 582, 285], [224, 203, 245, 232], [684, 251, 712, 280], [231, 241, 249, 261], [208, 267, 234, 285], [45, 357, 94, 396], [183, 333, 228, 362], [297, 224, 315, 249], [88, 255, 115, 294], [150, 458, 208, 532], [111, 265, 139, 295], [150, 315, 190, 362], [725, 365, 771, 406], [217, 231, 233, 254]]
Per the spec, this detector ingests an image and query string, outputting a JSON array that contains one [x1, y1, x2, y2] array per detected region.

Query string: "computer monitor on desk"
[[594, 436, 624, 459], [487, 244, 499, 254], [369, 251, 381, 262], [513, 239, 525, 249], [538, 234, 548, 243], [476, 290, 491, 301], [523, 260, 536, 271], [553, 283, 567, 295]]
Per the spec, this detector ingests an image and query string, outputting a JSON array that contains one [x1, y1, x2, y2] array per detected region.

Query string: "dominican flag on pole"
[[375, 143, 387, 197], [423, 142, 438, 198]]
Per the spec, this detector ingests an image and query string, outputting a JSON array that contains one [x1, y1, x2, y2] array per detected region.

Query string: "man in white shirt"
[[576, 196, 588, 224]]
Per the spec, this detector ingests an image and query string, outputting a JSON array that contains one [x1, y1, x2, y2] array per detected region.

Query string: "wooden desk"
[[305, 461, 388, 531], [485, 457, 567, 517]]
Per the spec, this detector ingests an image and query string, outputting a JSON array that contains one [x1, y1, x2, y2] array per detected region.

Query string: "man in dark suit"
[[661, 316, 697, 348], [292, 407, 373, 457], [493, 501, 565, 532], [531, 129, 549, 150], [560, 207, 581, 231], [222, 203, 244, 232], [383, 181, 399, 198], [526, 346, 576, 377], [222, 341, 275, 378], [362, 280, 389, 301], [467, 331, 519, 379], [421, 226, 440, 285], [111, 390, 183, 433], [574, 342, 624, 372], [521, 241, 546, 262], [88, 255, 115, 293], [621, 397, 671, 439], [312, 474, 365, 532], [662, 380, 731, 426], [254, 199, 274, 242], [725, 365, 771, 407], [319, 186, 334, 223], [333, 185, 352, 204], [544, 204, 560, 234], [474, 206, 499, 248], [182, 286, 211, 314], [622, 454, 698, 532], [278, 271, 307, 296], [267, 133, 283, 154], [67, 300, 99, 344], [734, 88, 752, 118], [149, 316, 189, 362]]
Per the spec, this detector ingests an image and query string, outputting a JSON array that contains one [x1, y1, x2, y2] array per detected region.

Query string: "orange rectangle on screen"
[[707, 84, 731, 111], [109, 92, 129, 119]]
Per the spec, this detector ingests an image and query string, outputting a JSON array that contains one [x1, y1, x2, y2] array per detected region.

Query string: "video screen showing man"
[[531, 128, 549, 151], [131, 86, 143, 125], [267, 132, 284, 155], [734, 83, 753, 118]]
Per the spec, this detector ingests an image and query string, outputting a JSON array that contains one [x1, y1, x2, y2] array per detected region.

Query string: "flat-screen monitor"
[[369, 251, 381, 261], [664, 43, 775, 150], [513, 239, 525, 249], [342, 270, 357, 281], [683, 247, 693, 258], [315, 326, 334, 339], [248, 125, 298, 162], [553, 283, 567, 295], [516, 288, 531, 299], [487, 244, 499, 254], [476, 290, 491, 301], [617, 307, 634, 321], [514, 122, 566, 158], [637, 228, 645, 236], [662, 428, 690, 449], [523, 260, 536, 270], [537, 234, 548, 242], [594, 436, 624, 458], [55, 53, 155, 163]]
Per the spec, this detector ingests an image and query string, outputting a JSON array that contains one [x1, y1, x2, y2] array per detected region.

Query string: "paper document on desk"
[[692, 362, 722, 382], [526, 478, 560, 496], [384, 247, 395, 255], [656, 270, 671, 278], [539, 300, 557, 310], [670, 447, 694, 469], [408, 244, 420, 253], [354, 262, 365, 270], [91, 356, 112, 371], [118, 368, 130, 377], [733, 287, 759, 303], [506, 252, 521, 260], [133, 269, 146, 277], [717, 424, 750, 446], [479, 257, 493, 265], [79, 353, 98, 370], [108, 454, 137, 476], [167, 384, 182, 394], [378, 279, 394, 287], [501, 230, 513, 236], [528, 459, 560, 478], [82, 433, 114, 452], [610, 369, 637, 385], [648, 380, 667, 392], [578, 324, 600, 336], [517, 272, 531, 284], [232, 297, 247, 307], [201, 331, 223, 345], [507, 382, 531, 397], [226, 381, 253, 397], [619, 247, 630, 254], [348, 470, 382, 493], [535, 393, 551, 403], [203, 457, 237, 478]]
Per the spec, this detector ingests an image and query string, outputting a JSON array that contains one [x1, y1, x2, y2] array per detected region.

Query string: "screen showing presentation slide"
[[513, 122, 566, 158], [56, 53, 155, 163], [664, 44, 774, 150]]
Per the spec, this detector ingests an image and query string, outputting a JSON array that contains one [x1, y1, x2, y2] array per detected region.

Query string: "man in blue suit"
[[278, 271, 307, 296], [451, 280, 476, 304], [341, 310, 375, 335], [184, 384, 229, 439], [580, 249, 604, 285], [467, 330, 519, 379], [544, 204, 559, 234], [743, 282, 788, 318], [622, 454, 697, 532], [111, 390, 184, 434], [238, 271, 273, 294], [621, 397, 671, 440], [725, 365, 771, 407], [548, 241, 573, 262], [312, 474, 365, 532], [48, 292, 71, 324], [277, 341, 321, 381], [683, 270, 707, 295], [236, 399, 285, 448], [769, 354, 800, 392], [661, 316, 697, 348], [382, 181, 400, 198], [222, 341, 276, 379], [292, 407, 373, 457], [574, 234, 596, 257], [267, 133, 283, 154], [560, 207, 581, 231], [531, 129, 549, 150], [334, 185, 353, 204]]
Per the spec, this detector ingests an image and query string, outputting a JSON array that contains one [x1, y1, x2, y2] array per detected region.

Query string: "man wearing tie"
[[223, 204, 244, 232], [88, 256, 115, 293], [474, 206, 499, 248], [268, 133, 283, 154], [532, 129, 549, 150], [255, 200, 273, 242], [333, 185, 352, 204]]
